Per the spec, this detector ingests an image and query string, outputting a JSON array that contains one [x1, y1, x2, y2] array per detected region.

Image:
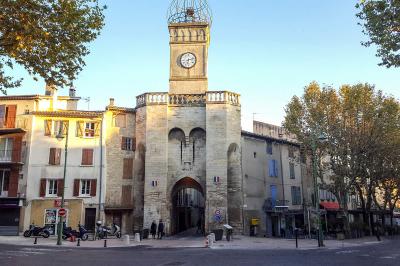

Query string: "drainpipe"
[[97, 115, 104, 222]]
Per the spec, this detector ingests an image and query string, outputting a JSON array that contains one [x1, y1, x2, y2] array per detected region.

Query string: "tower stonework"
[[169, 23, 209, 94], [136, 0, 243, 235]]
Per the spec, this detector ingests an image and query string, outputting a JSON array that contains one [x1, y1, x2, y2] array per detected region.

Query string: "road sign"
[[214, 214, 222, 222], [58, 208, 66, 217], [215, 209, 221, 215]]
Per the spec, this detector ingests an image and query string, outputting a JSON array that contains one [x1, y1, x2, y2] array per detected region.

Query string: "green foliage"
[[0, 0, 106, 94], [284, 82, 400, 221], [356, 0, 400, 68]]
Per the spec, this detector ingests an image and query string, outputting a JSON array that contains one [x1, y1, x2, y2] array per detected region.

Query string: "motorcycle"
[[23, 224, 51, 238], [96, 221, 121, 239], [62, 223, 89, 241]]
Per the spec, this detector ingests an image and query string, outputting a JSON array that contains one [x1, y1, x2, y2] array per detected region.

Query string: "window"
[[0, 170, 10, 197], [289, 162, 295, 179], [253, 152, 257, 158], [288, 146, 295, 159], [80, 180, 91, 196], [54, 121, 68, 136], [84, 122, 95, 138], [0, 138, 13, 162], [266, 142, 273, 155], [81, 149, 94, 166], [268, 160, 278, 177], [49, 148, 61, 165], [121, 137, 135, 151], [291, 186, 301, 205], [114, 114, 126, 128], [47, 180, 58, 196]]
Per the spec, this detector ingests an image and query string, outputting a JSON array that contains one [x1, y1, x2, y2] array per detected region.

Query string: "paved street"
[[1, 237, 399, 266]]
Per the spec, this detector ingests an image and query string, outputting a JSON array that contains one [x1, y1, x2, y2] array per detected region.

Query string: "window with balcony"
[[0, 138, 13, 162], [0, 170, 10, 197], [291, 186, 302, 205]]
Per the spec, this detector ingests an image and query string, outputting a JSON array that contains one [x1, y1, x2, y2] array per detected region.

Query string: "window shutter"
[[55, 148, 61, 165], [90, 180, 97, 197], [44, 120, 52, 136], [132, 137, 136, 151], [94, 122, 100, 136], [8, 171, 19, 197], [81, 149, 94, 165], [57, 179, 64, 197], [73, 179, 80, 196], [121, 137, 126, 150], [12, 136, 22, 162], [40, 179, 46, 197], [121, 185, 132, 207], [123, 158, 133, 179], [5, 105, 17, 128], [76, 121, 84, 137], [62, 121, 69, 136], [49, 148, 56, 165]]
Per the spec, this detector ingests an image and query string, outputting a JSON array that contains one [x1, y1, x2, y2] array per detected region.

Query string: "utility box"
[[251, 218, 260, 226]]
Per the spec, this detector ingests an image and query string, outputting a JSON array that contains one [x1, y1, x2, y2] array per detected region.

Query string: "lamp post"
[[56, 121, 69, 246], [311, 133, 326, 247]]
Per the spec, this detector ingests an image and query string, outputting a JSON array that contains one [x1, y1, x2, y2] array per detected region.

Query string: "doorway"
[[171, 177, 204, 235], [84, 208, 96, 232]]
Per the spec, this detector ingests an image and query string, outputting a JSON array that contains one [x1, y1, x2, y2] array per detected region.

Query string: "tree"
[[284, 82, 400, 236], [356, 0, 400, 68], [0, 0, 106, 94]]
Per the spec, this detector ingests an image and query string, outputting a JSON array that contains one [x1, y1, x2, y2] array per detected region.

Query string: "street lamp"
[[56, 121, 69, 246], [311, 133, 327, 247]]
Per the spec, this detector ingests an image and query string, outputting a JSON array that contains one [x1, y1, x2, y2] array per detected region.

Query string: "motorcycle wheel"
[[23, 230, 31, 238], [98, 232, 105, 239], [42, 231, 50, 238], [116, 232, 121, 239], [81, 234, 89, 241]]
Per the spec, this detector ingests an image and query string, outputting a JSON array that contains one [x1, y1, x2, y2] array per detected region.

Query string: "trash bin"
[[143, 229, 149, 239], [212, 229, 223, 241]]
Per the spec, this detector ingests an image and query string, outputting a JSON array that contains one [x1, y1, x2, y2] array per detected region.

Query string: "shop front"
[[30, 199, 83, 235], [0, 198, 22, 236]]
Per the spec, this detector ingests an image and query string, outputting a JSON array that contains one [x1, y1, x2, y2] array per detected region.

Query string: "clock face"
[[180, 52, 196, 69]]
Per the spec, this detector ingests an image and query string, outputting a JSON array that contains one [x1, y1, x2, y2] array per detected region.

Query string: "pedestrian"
[[196, 218, 202, 234], [150, 220, 157, 239], [158, 219, 164, 239]]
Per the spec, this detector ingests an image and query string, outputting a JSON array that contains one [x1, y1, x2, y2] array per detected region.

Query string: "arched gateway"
[[171, 177, 205, 235]]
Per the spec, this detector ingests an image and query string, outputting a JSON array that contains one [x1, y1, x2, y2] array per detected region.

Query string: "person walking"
[[157, 219, 165, 239], [150, 220, 157, 239]]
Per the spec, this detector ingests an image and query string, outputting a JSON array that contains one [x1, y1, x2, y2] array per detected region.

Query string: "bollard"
[[77, 239, 80, 247], [104, 239, 107, 248], [295, 229, 298, 249], [124, 235, 130, 245], [34, 237, 37, 245], [134, 233, 141, 243]]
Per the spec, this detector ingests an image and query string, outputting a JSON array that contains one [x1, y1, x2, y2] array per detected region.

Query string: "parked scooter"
[[23, 224, 50, 238], [96, 221, 121, 239], [62, 223, 89, 241]]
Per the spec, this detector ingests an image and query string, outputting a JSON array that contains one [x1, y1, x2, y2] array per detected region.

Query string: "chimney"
[[109, 98, 115, 106], [45, 83, 57, 96], [69, 87, 76, 97]]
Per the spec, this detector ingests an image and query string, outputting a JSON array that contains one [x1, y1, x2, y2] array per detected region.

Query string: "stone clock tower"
[[168, 22, 209, 94], [134, 0, 243, 236]]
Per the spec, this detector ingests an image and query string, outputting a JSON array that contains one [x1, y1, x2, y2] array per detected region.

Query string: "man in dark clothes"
[[158, 219, 164, 239], [150, 220, 157, 239]]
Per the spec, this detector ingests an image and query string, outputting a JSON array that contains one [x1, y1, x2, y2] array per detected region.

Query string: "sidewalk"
[[0, 235, 388, 250]]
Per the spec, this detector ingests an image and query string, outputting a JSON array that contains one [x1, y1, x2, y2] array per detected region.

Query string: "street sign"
[[58, 208, 66, 217]]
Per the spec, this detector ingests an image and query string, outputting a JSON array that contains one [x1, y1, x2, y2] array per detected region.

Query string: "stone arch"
[[189, 128, 206, 166], [169, 128, 186, 164], [171, 177, 205, 235], [227, 143, 243, 232]]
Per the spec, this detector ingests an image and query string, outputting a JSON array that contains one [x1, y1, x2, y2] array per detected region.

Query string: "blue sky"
[[9, 0, 400, 131]]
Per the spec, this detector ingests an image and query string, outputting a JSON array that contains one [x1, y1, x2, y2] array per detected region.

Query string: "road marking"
[[380, 256, 394, 259], [336, 250, 360, 254]]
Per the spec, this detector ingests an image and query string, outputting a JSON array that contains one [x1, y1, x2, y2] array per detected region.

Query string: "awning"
[[320, 202, 340, 211]]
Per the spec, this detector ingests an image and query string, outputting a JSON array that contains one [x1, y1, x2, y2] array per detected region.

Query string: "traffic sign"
[[58, 208, 66, 217], [215, 209, 221, 215]]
